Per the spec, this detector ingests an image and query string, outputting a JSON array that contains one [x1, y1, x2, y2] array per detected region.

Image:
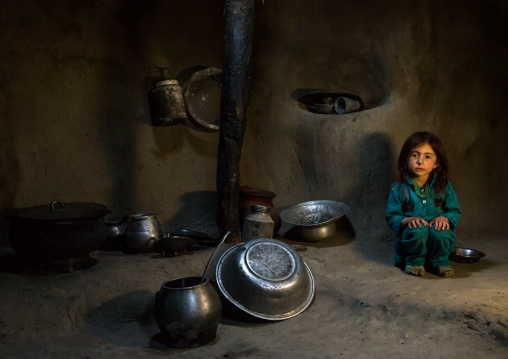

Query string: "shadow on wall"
[[351, 132, 396, 265], [0, 100, 20, 246], [150, 124, 187, 159], [149, 117, 220, 161], [92, 61, 139, 216], [167, 191, 220, 238]]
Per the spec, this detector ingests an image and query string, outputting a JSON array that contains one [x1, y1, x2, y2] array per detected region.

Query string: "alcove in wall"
[[293, 90, 384, 115]]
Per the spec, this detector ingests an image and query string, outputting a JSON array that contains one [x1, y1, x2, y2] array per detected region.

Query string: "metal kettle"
[[125, 213, 162, 251]]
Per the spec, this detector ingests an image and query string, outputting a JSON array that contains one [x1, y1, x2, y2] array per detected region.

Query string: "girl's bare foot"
[[435, 265, 454, 277], [405, 265, 425, 277]]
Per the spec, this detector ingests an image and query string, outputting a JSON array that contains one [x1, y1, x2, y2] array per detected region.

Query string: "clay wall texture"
[[1, 0, 506, 245]]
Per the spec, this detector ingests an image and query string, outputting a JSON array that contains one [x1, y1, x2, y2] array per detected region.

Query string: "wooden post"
[[216, 0, 256, 244]]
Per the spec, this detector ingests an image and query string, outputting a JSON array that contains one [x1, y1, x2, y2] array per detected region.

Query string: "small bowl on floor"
[[449, 247, 485, 263]]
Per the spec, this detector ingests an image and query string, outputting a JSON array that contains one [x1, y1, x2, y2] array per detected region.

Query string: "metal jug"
[[125, 213, 162, 251]]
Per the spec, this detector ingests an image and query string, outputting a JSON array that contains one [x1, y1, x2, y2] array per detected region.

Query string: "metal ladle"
[[200, 231, 230, 283]]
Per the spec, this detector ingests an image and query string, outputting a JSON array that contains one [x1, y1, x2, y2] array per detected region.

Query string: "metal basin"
[[280, 200, 350, 241], [449, 247, 485, 263], [215, 238, 315, 321]]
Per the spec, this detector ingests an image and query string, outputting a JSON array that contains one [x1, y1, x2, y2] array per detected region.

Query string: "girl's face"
[[407, 143, 439, 185]]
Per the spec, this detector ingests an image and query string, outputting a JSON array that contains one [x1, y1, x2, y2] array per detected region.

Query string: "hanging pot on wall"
[[8, 200, 110, 260], [148, 67, 187, 126]]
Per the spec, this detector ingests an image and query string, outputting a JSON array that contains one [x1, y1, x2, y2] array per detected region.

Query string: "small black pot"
[[8, 200, 110, 260], [155, 276, 222, 348]]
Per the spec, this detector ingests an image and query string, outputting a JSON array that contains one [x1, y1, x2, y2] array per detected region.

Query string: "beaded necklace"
[[413, 181, 429, 198]]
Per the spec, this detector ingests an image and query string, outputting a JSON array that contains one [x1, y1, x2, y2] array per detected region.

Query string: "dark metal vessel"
[[154, 276, 222, 348]]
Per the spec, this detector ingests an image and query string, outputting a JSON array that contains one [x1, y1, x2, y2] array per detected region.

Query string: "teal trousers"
[[398, 225, 456, 267]]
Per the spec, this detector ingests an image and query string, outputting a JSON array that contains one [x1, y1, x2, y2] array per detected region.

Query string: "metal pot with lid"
[[8, 200, 110, 260]]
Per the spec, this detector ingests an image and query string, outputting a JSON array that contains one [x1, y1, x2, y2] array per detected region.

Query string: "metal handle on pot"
[[200, 231, 230, 283], [50, 200, 64, 212]]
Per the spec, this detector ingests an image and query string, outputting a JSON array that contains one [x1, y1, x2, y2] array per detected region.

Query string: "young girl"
[[385, 132, 462, 277]]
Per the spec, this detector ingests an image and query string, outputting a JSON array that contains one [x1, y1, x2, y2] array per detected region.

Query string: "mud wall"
[[0, 0, 226, 244], [0, 0, 506, 245], [245, 0, 508, 241]]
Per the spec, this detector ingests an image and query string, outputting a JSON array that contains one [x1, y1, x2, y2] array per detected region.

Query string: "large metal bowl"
[[280, 200, 350, 241], [215, 238, 315, 321]]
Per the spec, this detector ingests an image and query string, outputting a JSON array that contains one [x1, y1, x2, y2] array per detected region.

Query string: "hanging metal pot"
[[148, 67, 187, 126]]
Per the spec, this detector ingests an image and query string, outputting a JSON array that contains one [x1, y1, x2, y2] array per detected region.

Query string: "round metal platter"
[[183, 67, 222, 131]]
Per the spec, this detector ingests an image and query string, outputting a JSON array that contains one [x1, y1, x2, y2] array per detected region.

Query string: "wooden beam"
[[216, 0, 256, 244]]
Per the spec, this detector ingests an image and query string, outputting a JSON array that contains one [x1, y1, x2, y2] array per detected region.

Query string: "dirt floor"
[[0, 223, 507, 359]]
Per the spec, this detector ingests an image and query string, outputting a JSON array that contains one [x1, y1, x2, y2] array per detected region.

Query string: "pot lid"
[[154, 79, 179, 87], [239, 186, 276, 198], [183, 67, 222, 131], [13, 200, 109, 221], [105, 216, 125, 225], [127, 213, 157, 220]]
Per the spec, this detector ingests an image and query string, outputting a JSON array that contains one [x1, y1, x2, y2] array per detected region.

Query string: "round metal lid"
[[249, 205, 271, 213], [127, 213, 157, 220], [105, 216, 125, 226], [13, 201, 109, 221], [183, 67, 222, 131], [154, 79, 179, 87]]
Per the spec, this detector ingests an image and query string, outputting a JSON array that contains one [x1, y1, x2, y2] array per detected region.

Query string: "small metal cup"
[[335, 96, 361, 114]]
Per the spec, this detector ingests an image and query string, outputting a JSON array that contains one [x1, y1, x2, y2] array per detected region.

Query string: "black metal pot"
[[155, 276, 222, 348], [8, 200, 110, 260]]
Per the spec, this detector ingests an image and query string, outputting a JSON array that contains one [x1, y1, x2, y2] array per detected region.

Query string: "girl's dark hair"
[[396, 132, 449, 195]]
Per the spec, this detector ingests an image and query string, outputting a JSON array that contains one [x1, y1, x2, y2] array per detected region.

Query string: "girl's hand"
[[402, 217, 429, 229], [429, 216, 450, 231]]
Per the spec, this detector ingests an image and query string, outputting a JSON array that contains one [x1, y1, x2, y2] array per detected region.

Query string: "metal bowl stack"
[[215, 238, 315, 321], [280, 200, 350, 241]]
